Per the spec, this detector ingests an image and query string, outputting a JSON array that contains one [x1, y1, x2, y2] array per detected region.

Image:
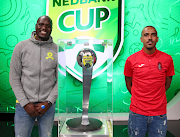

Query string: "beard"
[[146, 46, 154, 50], [146, 40, 155, 50]]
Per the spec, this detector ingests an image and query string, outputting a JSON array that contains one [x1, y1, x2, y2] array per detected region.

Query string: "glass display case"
[[58, 39, 113, 137]]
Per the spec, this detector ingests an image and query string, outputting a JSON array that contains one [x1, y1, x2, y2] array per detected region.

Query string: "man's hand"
[[24, 103, 40, 117], [35, 101, 50, 115]]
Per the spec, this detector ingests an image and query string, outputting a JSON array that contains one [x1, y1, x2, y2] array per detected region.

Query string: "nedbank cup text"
[[58, 7, 110, 32], [53, 0, 115, 7]]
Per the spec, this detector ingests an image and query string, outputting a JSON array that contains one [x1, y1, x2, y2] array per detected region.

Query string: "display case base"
[[66, 117, 102, 132], [60, 118, 111, 137]]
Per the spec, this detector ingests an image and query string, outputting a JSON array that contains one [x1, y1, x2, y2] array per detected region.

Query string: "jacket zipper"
[[38, 45, 41, 102]]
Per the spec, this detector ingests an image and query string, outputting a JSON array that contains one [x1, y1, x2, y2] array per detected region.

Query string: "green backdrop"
[[0, 0, 179, 113]]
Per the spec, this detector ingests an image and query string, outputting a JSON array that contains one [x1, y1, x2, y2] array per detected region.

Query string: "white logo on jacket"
[[138, 64, 145, 67]]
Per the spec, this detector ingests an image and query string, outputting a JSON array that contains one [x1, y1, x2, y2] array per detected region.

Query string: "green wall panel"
[[0, 0, 179, 113]]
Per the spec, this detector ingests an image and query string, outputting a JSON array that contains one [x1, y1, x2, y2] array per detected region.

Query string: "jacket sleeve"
[[9, 43, 30, 107]]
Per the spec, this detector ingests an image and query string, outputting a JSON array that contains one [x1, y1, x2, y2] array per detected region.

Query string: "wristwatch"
[[48, 101, 52, 106]]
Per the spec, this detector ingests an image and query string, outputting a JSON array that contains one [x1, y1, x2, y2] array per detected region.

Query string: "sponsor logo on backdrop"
[[46, 0, 124, 81]]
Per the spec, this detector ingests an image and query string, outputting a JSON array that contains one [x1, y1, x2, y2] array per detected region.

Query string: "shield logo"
[[46, 0, 124, 81], [158, 62, 162, 70]]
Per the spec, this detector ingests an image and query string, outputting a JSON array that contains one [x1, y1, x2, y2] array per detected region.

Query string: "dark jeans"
[[128, 110, 167, 137]]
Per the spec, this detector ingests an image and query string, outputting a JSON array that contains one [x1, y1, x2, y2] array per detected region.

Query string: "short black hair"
[[141, 26, 157, 37]]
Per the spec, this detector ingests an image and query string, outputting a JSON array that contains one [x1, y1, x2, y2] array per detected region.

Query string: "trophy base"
[[66, 117, 102, 132]]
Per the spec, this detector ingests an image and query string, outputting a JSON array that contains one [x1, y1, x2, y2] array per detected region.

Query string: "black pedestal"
[[66, 117, 103, 132]]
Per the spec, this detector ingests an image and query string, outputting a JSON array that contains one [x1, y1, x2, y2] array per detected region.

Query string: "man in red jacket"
[[124, 26, 175, 137]]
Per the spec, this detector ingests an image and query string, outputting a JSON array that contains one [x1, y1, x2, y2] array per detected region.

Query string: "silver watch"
[[48, 101, 52, 106]]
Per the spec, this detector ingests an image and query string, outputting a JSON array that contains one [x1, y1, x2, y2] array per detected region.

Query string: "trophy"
[[66, 48, 103, 132]]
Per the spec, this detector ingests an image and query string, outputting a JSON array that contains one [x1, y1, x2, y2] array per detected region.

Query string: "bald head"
[[37, 16, 52, 29], [35, 16, 53, 41]]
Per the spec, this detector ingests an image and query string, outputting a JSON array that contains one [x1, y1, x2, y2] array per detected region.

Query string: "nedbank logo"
[[58, 7, 110, 33], [46, 0, 124, 81]]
